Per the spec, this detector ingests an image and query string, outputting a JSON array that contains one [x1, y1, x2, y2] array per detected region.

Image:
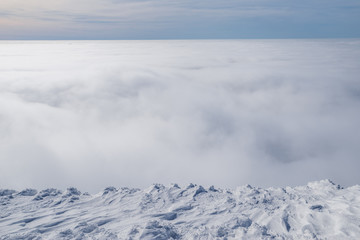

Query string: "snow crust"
[[1, 180, 360, 239]]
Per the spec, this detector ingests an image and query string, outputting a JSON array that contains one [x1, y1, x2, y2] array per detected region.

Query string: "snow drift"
[[1, 180, 360, 239]]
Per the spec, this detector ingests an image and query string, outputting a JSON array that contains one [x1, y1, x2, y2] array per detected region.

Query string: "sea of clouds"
[[0, 39, 359, 192]]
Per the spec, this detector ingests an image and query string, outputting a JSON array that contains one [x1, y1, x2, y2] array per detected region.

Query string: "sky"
[[0, 0, 360, 39], [0, 39, 360, 192]]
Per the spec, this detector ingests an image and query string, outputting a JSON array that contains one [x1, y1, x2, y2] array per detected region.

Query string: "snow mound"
[[1, 180, 360, 239]]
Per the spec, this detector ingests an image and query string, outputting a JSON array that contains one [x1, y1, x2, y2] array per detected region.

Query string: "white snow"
[[1, 180, 360, 239]]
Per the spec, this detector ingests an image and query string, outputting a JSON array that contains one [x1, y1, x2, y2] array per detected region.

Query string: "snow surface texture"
[[1, 180, 360, 239]]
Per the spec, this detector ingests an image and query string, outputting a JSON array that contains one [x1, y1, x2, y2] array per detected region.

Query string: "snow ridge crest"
[[0, 180, 359, 240]]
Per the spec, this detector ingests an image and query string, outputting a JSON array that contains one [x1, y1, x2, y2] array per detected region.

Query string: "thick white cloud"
[[0, 39, 360, 192]]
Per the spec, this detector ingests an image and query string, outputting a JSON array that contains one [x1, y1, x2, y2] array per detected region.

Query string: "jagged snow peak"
[[1, 180, 360, 240]]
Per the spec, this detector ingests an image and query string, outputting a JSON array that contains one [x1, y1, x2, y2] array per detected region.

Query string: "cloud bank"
[[0, 39, 360, 192]]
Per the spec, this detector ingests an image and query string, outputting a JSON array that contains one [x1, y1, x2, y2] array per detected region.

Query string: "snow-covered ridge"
[[1, 180, 360, 239]]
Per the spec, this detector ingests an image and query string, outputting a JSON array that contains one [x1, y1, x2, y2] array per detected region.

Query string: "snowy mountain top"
[[1, 180, 360, 239]]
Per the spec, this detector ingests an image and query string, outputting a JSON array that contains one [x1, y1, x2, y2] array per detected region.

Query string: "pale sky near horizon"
[[0, 0, 360, 39]]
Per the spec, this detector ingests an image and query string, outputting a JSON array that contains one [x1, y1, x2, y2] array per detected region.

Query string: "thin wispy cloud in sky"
[[0, 0, 359, 39], [0, 40, 360, 192]]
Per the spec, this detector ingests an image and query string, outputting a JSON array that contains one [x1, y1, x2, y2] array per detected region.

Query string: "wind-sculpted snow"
[[1, 180, 360, 239]]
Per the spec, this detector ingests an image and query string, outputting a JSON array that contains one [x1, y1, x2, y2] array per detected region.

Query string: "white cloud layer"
[[0, 39, 360, 192]]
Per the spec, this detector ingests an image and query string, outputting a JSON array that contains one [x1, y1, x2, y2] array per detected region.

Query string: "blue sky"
[[0, 0, 360, 39]]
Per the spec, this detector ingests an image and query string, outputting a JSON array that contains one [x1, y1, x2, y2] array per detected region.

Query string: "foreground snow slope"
[[1, 180, 360, 239]]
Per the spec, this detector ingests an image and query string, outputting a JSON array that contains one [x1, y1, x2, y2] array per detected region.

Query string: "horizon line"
[[1, 37, 360, 41]]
